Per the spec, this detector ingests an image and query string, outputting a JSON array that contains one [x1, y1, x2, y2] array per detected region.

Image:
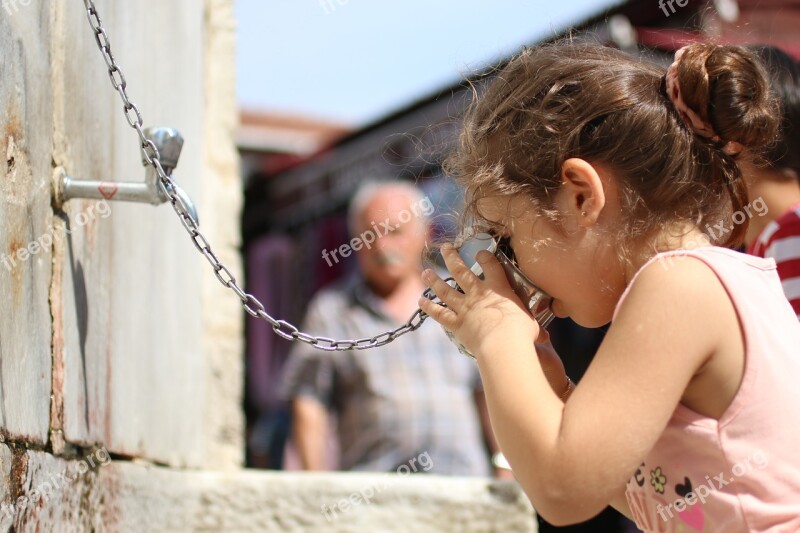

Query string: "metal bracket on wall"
[[52, 127, 199, 225]]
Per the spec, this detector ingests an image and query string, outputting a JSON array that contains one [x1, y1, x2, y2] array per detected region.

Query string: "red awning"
[[635, 27, 800, 60]]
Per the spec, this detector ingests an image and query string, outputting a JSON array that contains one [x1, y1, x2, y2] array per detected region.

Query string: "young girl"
[[418, 41, 800, 531]]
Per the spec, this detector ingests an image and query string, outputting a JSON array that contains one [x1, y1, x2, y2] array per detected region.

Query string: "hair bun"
[[672, 43, 780, 151]]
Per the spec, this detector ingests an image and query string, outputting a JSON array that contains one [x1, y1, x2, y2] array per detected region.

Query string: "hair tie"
[[665, 46, 743, 156]]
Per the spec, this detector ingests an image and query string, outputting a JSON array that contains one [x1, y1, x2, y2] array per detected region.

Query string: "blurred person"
[[743, 46, 800, 318], [280, 180, 500, 477]]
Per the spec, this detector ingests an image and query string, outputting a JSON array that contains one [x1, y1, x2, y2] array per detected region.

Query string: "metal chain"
[[81, 0, 436, 351]]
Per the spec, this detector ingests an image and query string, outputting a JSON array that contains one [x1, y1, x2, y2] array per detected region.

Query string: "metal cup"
[[443, 233, 554, 358]]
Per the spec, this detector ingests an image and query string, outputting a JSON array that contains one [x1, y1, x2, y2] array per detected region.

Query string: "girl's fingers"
[[441, 244, 480, 293], [418, 295, 460, 329], [422, 269, 464, 309]]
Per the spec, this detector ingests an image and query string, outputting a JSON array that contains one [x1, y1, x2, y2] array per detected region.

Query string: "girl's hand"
[[419, 245, 539, 359]]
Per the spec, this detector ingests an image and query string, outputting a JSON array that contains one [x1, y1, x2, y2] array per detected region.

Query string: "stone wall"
[[1, 0, 244, 524], [0, 449, 536, 531], [0, 0, 242, 467]]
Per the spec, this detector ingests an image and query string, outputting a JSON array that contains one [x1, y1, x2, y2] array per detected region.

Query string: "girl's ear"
[[558, 158, 606, 227]]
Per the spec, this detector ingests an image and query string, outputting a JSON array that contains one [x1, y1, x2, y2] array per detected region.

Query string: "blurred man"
[[281, 180, 497, 476]]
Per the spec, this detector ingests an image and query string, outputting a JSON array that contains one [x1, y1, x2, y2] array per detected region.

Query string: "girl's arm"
[[421, 250, 733, 525], [536, 335, 633, 520], [538, 339, 634, 520]]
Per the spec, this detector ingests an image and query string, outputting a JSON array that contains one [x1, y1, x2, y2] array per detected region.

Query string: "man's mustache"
[[371, 250, 405, 266]]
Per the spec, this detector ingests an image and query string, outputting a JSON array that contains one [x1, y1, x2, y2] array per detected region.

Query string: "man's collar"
[[347, 275, 391, 322]]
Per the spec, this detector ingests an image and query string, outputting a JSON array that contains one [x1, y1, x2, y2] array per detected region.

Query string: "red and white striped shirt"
[[748, 202, 800, 319]]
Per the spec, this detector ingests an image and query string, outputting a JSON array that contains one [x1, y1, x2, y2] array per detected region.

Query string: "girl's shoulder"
[[612, 246, 771, 323], [613, 244, 798, 357]]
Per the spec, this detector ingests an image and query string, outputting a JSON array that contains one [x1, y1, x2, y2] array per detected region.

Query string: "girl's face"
[[475, 193, 629, 328]]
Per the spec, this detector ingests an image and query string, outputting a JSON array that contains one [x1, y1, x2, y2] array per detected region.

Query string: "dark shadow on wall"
[[57, 211, 90, 434]]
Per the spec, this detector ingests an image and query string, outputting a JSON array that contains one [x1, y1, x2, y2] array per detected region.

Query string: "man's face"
[[353, 190, 429, 286]]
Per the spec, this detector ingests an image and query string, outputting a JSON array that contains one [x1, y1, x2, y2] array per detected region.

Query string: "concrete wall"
[[0, 450, 535, 532], [0, 0, 54, 448], [0, 0, 243, 468], [51, 0, 243, 470], [3, 0, 242, 513]]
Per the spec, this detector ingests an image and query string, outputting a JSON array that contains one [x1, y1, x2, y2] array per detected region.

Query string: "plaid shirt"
[[280, 275, 491, 476]]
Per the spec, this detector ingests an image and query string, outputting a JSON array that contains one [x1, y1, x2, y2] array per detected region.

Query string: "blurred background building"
[[238, 0, 800, 530]]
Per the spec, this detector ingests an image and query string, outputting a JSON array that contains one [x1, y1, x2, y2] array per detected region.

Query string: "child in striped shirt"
[[744, 46, 800, 318]]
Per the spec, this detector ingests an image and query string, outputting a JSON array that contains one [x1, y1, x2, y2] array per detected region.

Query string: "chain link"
[[81, 0, 434, 350]]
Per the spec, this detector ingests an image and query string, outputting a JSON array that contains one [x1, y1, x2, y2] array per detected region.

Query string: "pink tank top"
[[619, 247, 800, 532]]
